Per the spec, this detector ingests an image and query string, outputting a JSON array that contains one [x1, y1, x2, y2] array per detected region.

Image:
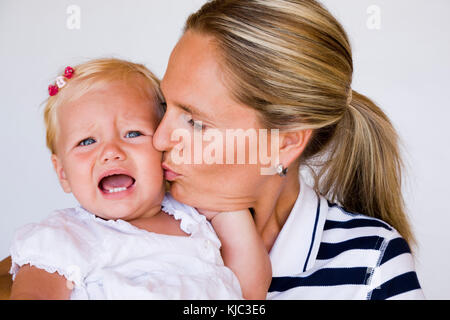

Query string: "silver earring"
[[276, 164, 288, 177]]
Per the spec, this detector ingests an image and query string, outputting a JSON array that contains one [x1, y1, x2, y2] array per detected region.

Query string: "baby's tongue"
[[100, 174, 134, 190]]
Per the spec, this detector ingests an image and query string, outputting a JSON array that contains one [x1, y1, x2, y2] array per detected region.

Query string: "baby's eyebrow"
[[119, 117, 158, 129], [65, 123, 97, 140]]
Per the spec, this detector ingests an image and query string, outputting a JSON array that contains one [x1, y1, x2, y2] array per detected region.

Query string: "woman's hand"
[[196, 208, 252, 223], [195, 208, 272, 300], [195, 208, 222, 221]]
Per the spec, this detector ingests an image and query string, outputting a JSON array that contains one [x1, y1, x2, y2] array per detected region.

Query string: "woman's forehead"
[[162, 32, 260, 127], [162, 32, 225, 96]]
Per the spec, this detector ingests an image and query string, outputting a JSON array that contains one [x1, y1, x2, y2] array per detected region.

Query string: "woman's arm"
[[10, 264, 72, 300], [208, 210, 272, 300]]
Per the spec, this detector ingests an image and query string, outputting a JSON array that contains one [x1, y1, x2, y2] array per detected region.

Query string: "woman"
[[152, 0, 423, 299], [0, 0, 424, 299]]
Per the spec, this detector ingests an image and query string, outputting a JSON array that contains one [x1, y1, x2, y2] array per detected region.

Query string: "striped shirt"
[[267, 176, 424, 300]]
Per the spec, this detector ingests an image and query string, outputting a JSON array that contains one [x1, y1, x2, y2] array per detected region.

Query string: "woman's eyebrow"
[[160, 84, 215, 122], [175, 102, 214, 122]]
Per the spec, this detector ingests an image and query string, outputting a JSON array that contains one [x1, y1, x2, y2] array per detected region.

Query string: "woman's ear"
[[278, 129, 313, 168], [51, 154, 72, 193]]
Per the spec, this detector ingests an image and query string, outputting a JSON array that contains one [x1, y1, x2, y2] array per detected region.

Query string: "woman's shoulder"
[[322, 200, 417, 254], [319, 201, 424, 299], [269, 198, 424, 299], [323, 200, 399, 241], [321, 200, 414, 263]]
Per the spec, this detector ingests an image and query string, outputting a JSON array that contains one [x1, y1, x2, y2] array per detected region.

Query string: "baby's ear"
[[51, 154, 71, 193]]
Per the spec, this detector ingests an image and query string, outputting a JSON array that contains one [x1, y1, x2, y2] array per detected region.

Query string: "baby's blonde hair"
[[43, 58, 164, 154]]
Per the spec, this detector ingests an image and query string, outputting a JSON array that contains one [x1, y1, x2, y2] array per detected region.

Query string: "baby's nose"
[[100, 144, 126, 163]]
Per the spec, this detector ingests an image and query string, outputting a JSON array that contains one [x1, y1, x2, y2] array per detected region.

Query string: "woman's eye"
[[78, 138, 96, 147], [125, 131, 143, 138], [188, 119, 205, 131]]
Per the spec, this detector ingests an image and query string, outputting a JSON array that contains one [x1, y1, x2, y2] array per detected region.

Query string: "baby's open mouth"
[[98, 174, 136, 194]]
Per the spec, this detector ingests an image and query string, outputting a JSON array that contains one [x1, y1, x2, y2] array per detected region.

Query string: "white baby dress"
[[9, 193, 243, 299]]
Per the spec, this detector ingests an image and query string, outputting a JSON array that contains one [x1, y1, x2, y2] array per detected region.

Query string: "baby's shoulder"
[[42, 207, 88, 226], [11, 207, 103, 257], [9, 207, 103, 281]]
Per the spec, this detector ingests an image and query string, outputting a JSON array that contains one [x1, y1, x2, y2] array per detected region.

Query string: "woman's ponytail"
[[316, 90, 414, 246]]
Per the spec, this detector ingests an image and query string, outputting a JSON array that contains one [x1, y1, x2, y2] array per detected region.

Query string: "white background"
[[0, 0, 449, 299]]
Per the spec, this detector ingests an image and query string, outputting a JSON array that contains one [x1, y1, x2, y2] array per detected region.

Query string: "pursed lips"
[[162, 163, 181, 181]]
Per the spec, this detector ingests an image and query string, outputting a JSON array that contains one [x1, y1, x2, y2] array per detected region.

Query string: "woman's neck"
[[253, 166, 301, 252]]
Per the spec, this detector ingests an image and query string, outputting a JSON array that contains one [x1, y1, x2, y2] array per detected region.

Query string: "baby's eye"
[[78, 137, 96, 147], [125, 131, 143, 138]]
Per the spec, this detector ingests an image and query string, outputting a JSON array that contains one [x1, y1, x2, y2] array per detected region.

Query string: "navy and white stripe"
[[267, 176, 424, 300]]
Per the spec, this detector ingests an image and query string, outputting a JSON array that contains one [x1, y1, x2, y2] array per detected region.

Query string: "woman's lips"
[[162, 163, 181, 181]]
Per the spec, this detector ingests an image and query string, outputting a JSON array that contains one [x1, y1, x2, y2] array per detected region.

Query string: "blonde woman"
[[152, 0, 424, 299]]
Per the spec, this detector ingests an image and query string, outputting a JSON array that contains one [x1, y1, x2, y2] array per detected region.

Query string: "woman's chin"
[[169, 183, 201, 206]]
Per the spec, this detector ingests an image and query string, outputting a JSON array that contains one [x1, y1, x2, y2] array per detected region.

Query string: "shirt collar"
[[269, 173, 328, 276]]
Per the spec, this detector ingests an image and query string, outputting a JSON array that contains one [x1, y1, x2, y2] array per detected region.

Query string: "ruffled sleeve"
[[9, 208, 101, 288], [161, 193, 221, 249]]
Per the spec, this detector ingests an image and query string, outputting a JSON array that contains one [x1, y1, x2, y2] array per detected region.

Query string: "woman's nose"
[[100, 143, 126, 164], [153, 111, 177, 152]]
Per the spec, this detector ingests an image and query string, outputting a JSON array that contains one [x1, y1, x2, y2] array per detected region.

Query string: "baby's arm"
[[204, 210, 272, 300], [10, 265, 72, 300]]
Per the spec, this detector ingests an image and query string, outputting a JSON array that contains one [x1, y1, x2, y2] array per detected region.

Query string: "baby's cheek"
[[64, 165, 94, 194], [137, 150, 164, 177], [71, 179, 94, 199], [142, 145, 164, 166]]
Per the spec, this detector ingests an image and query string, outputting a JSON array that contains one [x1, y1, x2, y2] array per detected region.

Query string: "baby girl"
[[9, 58, 271, 300]]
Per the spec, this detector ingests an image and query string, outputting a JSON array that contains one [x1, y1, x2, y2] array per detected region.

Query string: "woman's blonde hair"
[[186, 0, 414, 245], [43, 58, 164, 154]]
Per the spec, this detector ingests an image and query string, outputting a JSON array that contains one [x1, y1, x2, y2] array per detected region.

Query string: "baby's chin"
[[84, 207, 136, 221], [76, 192, 165, 222], [72, 184, 166, 221]]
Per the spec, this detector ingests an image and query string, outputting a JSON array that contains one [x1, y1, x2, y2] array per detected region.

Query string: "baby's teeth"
[[107, 187, 127, 193]]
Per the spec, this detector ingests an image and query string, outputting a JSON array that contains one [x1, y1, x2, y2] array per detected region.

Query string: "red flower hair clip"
[[64, 66, 75, 79], [48, 66, 75, 96], [48, 84, 59, 96]]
